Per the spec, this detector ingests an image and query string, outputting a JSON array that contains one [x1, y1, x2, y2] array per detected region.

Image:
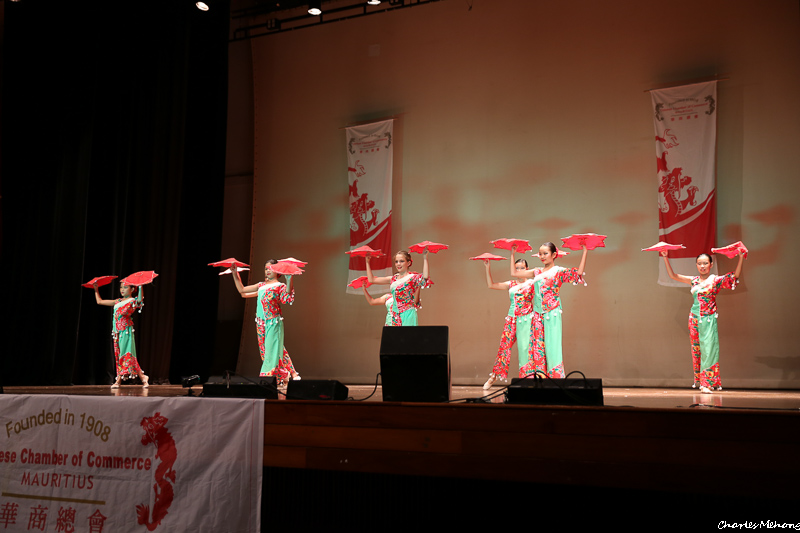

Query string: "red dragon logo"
[[136, 412, 177, 531], [655, 130, 698, 218], [659, 167, 699, 216], [348, 178, 380, 243]]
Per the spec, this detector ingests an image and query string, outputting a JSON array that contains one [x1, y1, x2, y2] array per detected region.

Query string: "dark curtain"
[[1, 0, 230, 386]]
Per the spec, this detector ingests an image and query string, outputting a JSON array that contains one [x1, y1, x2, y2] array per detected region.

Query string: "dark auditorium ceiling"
[[230, 0, 443, 40]]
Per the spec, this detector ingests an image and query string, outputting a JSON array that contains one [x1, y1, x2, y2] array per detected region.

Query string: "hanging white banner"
[[0, 395, 263, 532], [651, 81, 718, 285], [346, 119, 393, 294]]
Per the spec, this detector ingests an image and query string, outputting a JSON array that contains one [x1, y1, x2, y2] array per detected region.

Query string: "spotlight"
[[196, 2, 210, 10], [182, 375, 201, 388], [367, 0, 381, 5], [308, 0, 322, 15], [182, 374, 201, 396]]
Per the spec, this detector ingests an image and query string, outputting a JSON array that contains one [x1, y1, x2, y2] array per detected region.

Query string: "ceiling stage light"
[[196, 2, 210, 11], [308, 1, 322, 15]]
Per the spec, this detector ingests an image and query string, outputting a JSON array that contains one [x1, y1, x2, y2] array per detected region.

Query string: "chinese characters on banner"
[[651, 81, 718, 286], [0, 395, 263, 532], [346, 119, 393, 294]]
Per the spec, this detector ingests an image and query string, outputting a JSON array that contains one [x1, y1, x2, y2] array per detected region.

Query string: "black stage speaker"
[[379, 325, 450, 402], [506, 377, 604, 406], [287, 380, 349, 401], [203, 375, 278, 399]]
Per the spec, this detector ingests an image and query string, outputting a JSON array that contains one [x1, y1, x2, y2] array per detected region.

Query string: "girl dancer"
[[481, 258, 535, 389], [511, 242, 588, 378], [232, 260, 301, 385], [94, 281, 149, 388], [365, 250, 431, 326], [661, 250, 744, 393]]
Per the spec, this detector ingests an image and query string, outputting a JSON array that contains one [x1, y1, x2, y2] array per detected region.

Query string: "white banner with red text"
[[346, 119, 393, 294], [651, 81, 718, 285], [0, 395, 263, 532]]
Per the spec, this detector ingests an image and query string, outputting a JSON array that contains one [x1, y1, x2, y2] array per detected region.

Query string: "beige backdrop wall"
[[233, 0, 800, 387]]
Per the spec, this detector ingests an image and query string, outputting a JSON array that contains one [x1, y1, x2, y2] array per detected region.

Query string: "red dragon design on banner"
[[136, 412, 177, 531], [659, 166, 700, 216], [349, 179, 381, 241]]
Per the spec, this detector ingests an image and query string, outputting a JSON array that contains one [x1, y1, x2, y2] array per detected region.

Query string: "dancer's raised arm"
[[660, 251, 692, 284], [733, 251, 745, 279], [363, 286, 390, 306], [366, 255, 393, 285], [576, 245, 588, 274], [287, 274, 295, 294], [232, 264, 261, 296], [94, 283, 116, 306], [485, 260, 509, 290]]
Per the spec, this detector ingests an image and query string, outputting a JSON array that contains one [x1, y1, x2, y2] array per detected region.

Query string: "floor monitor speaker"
[[203, 375, 279, 399], [506, 377, 604, 406], [379, 326, 450, 402]]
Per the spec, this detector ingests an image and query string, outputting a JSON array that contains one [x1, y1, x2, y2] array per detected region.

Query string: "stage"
[[4, 383, 799, 514]]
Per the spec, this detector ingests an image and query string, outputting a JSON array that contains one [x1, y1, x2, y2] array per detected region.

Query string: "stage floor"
[[4, 383, 800, 410]]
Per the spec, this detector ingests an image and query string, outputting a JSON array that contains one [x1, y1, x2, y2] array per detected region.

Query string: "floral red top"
[[256, 282, 294, 322], [113, 298, 142, 336], [390, 273, 432, 313], [531, 267, 584, 314], [690, 273, 738, 317], [506, 280, 534, 317]]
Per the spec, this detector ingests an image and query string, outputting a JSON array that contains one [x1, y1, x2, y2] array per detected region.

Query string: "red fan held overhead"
[[347, 276, 372, 289], [345, 245, 385, 258], [469, 253, 507, 261], [491, 238, 532, 253], [641, 241, 686, 253], [269, 262, 304, 276], [560, 233, 607, 251], [81, 275, 118, 289], [208, 257, 250, 268], [278, 257, 308, 267], [711, 241, 748, 259], [121, 271, 159, 286], [408, 241, 449, 254]]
